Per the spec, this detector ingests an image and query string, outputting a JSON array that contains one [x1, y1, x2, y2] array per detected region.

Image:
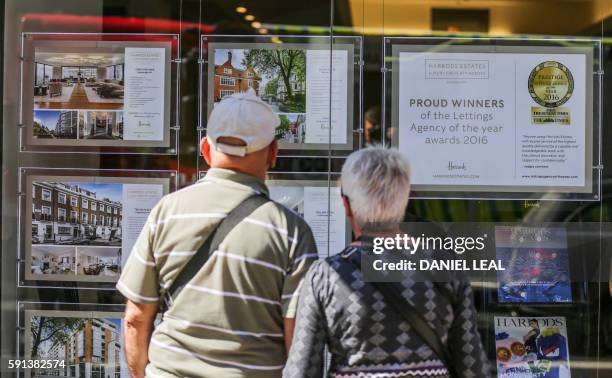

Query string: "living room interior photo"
[[33, 51, 125, 110]]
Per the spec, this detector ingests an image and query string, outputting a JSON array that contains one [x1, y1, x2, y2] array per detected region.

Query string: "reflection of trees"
[[30, 316, 87, 358], [243, 49, 305, 101]]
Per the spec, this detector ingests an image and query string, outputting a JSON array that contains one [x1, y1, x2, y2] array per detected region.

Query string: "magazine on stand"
[[495, 316, 571, 378], [495, 226, 572, 303]]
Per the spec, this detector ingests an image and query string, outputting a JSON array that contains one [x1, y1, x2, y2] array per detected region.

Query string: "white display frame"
[[199, 34, 363, 159], [19, 33, 181, 155], [197, 170, 351, 257], [17, 167, 177, 290], [16, 302, 126, 378], [384, 37, 602, 201]]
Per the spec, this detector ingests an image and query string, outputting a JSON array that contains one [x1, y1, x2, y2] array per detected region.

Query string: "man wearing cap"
[[117, 89, 318, 377]]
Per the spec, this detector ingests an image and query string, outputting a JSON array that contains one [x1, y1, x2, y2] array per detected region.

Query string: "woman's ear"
[[201, 137, 212, 166]]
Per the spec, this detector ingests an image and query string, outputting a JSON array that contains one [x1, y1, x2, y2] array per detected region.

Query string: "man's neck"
[[211, 164, 265, 181]]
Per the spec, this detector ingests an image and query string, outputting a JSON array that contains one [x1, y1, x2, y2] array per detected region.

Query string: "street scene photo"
[[29, 181, 123, 281], [213, 48, 307, 144], [27, 312, 125, 378], [33, 110, 124, 140]]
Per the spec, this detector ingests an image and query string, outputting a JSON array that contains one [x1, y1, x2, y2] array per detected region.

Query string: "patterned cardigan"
[[283, 246, 492, 378]]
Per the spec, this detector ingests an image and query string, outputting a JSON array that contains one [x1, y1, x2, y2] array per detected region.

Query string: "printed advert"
[[26, 176, 167, 283], [394, 46, 592, 194], [24, 310, 128, 378], [207, 41, 353, 149], [495, 316, 571, 378], [268, 182, 348, 256], [495, 226, 572, 303], [26, 38, 172, 148]]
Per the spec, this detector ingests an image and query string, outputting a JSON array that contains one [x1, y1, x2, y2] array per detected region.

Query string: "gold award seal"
[[528, 61, 573, 125]]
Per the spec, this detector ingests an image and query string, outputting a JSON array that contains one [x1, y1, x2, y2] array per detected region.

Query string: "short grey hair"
[[341, 146, 411, 230]]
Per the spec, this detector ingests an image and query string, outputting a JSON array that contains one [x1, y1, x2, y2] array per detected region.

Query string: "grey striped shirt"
[[117, 168, 318, 377]]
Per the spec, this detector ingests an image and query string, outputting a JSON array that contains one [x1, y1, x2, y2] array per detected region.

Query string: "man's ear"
[[267, 140, 279, 168], [201, 137, 212, 166]]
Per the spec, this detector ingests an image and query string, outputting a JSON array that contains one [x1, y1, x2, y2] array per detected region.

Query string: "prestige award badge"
[[528, 61, 573, 125]]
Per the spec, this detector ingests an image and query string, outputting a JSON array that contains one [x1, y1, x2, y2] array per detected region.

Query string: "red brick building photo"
[[213, 51, 261, 102]]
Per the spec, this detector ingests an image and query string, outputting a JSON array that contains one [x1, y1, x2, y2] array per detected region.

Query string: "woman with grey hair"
[[283, 146, 490, 378]]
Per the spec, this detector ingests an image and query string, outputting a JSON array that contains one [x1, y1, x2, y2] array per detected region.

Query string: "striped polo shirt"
[[117, 168, 318, 377]]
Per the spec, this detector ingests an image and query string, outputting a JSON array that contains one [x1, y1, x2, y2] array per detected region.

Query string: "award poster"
[[26, 176, 167, 282], [268, 182, 347, 255], [26, 37, 172, 148], [495, 316, 571, 378], [495, 226, 572, 303], [393, 45, 593, 195], [207, 40, 353, 149]]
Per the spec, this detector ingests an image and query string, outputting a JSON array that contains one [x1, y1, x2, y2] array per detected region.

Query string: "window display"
[[23, 310, 126, 378], [268, 180, 349, 256], [494, 316, 570, 378], [495, 226, 572, 303], [1, 1, 610, 377], [21, 33, 178, 153], [20, 169, 174, 285], [388, 39, 600, 200], [202, 36, 359, 151]]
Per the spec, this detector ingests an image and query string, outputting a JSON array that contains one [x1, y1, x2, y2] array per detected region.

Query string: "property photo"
[[79, 111, 124, 140], [31, 181, 122, 247], [33, 110, 79, 139], [268, 185, 305, 217], [213, 48, 306, 113], [33, 50, 124, 111], [76, 246, 122, 278], [30, 245, 76, 275], [276, 114, 306, 144], [27, 313, 124, 378]]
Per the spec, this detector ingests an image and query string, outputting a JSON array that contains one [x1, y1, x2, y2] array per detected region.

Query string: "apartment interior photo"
[[33, 51, 125, 110]]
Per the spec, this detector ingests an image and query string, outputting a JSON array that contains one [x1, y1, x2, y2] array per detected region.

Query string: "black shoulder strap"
[[342, 248, 456, 377], [163, 193, 270, 310]]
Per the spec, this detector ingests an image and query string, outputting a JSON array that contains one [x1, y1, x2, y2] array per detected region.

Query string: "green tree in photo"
[[265, 77, 279, 98], [275, 114, 290, 139], [30, 316, 87, 358], [243, 49, 305, 101]]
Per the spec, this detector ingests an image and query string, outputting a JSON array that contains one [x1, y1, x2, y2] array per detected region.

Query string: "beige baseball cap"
[[206, 89, 280, 157]]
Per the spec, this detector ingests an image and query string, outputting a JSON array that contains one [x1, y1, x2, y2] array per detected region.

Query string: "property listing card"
[[268, 184, 347, 256], [305, 50, 348, 144], [208, 40, 355, 150], [124, 47, 166, 141], [28, 176, 166, 283], [302, 186, 346, 255], [121, 183, 165, 263], [29, 36, 173, 149], [397, 51, 588, 191]]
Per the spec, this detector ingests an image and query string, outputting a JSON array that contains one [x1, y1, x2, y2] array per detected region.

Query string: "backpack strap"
[[163, 193, 270, 310]]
